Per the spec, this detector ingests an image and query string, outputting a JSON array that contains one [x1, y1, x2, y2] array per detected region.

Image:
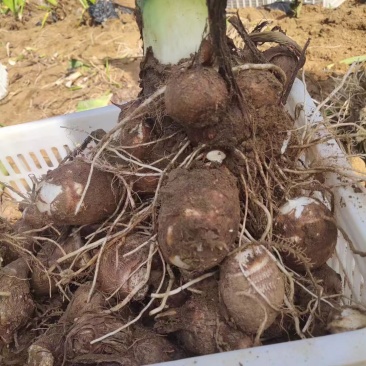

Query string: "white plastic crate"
[[0, 106, 119, 199], [226, 0, 346, 9], [1, 79, 366, 365]]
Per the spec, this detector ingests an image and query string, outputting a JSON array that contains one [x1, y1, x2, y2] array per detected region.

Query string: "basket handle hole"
[[29, 153, 42, 169], [63, 145, 72, 155], [6, 156, 20, 174], [20, 178, 31, 192], [51, 147, 63, 163], [6, 180, 23, 197], [17, 154, 31, 172], [40, 149, 54, 168]]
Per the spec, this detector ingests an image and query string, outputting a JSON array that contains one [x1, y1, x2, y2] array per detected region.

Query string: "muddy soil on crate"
[[0, 1, 365, 126]]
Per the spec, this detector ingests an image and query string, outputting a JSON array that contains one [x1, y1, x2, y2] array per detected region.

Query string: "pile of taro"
[[1, 6, 365, 366]]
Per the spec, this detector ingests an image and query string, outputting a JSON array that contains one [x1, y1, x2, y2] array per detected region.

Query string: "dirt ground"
[[0, 0, 365, 126]]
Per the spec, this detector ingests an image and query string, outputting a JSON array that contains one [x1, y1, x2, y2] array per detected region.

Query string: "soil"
[[0, 1, 365, 126], [0, 0, 141, 126], [236, 0, 366, 100]]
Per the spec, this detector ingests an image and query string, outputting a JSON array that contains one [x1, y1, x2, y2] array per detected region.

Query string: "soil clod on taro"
[[1, 5, 365, 366]]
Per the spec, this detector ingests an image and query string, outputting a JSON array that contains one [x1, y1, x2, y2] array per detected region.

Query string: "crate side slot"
[[1, 157, 20, 177], [32, 150, 54, 170], [4, 179, 28, 198], [40, 148, 58, 168], [50, 147, 64, 163], [24, 152, 43, 172]]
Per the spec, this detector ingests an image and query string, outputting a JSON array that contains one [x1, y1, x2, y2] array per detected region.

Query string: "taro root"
[[132, 174, 159, 195], [31, 242, 58, 296], [0, 258, 35, 344], [185, 103, 251, 147], [97, 234, 150, 301], [20, 204, 49, 230], [64, 313, 131, 360], [142, 120, 188, 168], [219, 245, 285, 334], [263, 45, 300, 92], [63, 283, 106, 323], [34, 159, 122, 226], [165, 67, 228, 129], [1, 214, 41, 264], [31, 232, 87, 295], [0, 218, 23, 265], [27, 324, 64, 366], [274, 197, 338, 271], [113, 101, 153, 161], [158, 167, 240, 271], [1, 329, 36, 365], [28, 283, 106, 366], [327, 306, 366, 334], [132, 327, 185, 364], [155, 293, 252, 355], [197, 38, 215, 66], [312, 263, 342, 295], [236, 69, 283, 109], [117, 119, 152, 160], [295, 264, 342, 336], [149, 269, 190, 309], [262, 314, 295, 342]]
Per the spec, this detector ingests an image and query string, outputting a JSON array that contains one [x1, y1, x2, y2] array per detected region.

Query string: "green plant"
[[79, 0, 96, 9], [76, 93, 112, 112], [77, 0, 96, 24], [1, 0, 26, 20], [138, 0, 208, 65], [37, 0, 59, 28], [290, 0, 303, 18]]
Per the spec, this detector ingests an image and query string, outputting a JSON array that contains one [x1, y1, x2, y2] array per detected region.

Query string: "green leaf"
[[2, 0, 16, 13], [339, 55, 366, 65], [41, 11, 50, 28], [76, 94, 112, 112], [69, 85, 83, 91], [2, 0, 26, 18], [327, 55, 366, 69], [78, 0, 95, 9], [69, 59, 86, 69], [0, 8, 10, 15], [46, 0, 58, 6]]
